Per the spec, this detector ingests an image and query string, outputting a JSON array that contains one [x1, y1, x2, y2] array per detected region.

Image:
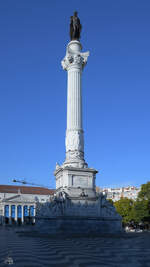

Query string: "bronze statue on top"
[[70, 11, 82, 41]]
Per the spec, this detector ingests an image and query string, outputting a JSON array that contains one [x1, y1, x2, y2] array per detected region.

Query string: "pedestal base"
[[54, 165, 97, 198], [36, 216, 122, 234], [36, 177, 122, 234]]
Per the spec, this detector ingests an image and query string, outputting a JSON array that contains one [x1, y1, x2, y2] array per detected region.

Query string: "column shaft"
[[61, 40, 89, 168], [67, 69, 82, 130]]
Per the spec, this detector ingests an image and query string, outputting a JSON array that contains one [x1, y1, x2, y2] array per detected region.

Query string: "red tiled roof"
[[0, 185, 55, 195]]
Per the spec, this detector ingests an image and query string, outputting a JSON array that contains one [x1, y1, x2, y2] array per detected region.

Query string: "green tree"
[[113, 182, 150, 226], [131, 199, 149, 223], [114, 198, 134, 224], [138, 181, 150, 201]]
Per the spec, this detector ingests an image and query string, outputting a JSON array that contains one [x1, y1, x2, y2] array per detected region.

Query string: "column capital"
[[61, 41, 89, 71]]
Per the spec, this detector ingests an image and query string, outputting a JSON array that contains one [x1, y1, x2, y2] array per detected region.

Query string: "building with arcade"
[[0, 185, 54, 225]]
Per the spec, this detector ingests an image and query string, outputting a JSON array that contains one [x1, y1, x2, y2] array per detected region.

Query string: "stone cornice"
[[54, 166, 98, 176]]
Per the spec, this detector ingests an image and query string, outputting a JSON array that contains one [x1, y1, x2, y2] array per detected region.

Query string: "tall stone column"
[[61, 40, 89, 168], [55, 40, 97, 198]]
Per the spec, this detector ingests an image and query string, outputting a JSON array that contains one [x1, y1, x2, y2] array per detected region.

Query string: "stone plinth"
[[54, 165, 97, 198], [36, 216, 122, 234], [36, 185, 122, 234]]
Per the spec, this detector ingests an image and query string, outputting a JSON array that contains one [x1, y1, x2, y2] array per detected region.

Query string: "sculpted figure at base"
[[36, 190, 70, 217], [36, 190, 121, 219]]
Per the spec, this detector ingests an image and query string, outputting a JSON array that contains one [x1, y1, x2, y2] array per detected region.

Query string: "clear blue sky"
[[0, 0, 150, 189]]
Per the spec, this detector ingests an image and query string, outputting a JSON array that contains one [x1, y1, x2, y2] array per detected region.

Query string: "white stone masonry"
[[61, 40, 89, 168]]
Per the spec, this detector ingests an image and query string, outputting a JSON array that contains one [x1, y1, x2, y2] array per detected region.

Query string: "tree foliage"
[[138, 181, 150, 201], [114, 198, 134, 224], [131, 199, 149, 223], [113, 182, 150, 225]]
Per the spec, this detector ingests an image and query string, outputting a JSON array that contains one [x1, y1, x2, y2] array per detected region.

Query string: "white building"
[[98, 186, 140, 202], [0, 185, 54, 225]]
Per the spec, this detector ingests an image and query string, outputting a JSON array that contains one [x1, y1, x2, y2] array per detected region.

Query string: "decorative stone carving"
[[66, 130, 84, 152], [61, 40, 89, 71], [61, 52, 89, 71], [66, 150, 84, 160], [55, 162, 60, 170], [80, 189, 88, 198], [36, 191, 70, 217], [101, 194, 121, 218], [36, 190, 121, 221]]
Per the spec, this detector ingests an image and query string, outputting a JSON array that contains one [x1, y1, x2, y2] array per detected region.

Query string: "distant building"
[[0, 185, 55, 225], [96, 186, 140, 202]]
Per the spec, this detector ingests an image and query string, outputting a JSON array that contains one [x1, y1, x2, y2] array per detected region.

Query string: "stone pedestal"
[[55, 166, 97, 198], [36, 216, 122, 235]]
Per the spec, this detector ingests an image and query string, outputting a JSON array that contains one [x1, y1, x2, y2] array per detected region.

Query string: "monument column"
[[54, 12, 97, 198], [37, 12, 122, 234], [61, 40, 89, 168]]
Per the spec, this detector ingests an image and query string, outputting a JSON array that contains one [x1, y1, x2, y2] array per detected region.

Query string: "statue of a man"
[[70, 11, 82, 41]]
